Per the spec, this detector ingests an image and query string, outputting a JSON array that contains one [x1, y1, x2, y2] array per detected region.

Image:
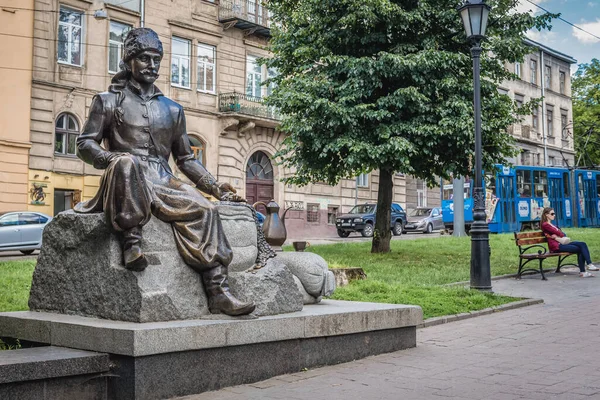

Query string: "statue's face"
[[129, 50, 162, 84]]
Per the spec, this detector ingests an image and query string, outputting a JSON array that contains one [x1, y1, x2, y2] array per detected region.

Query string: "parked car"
[[0, 212, 52, 255], [335, 203, 407, 238], [404, 207, 443, 234], [256, 211, 265, 227]]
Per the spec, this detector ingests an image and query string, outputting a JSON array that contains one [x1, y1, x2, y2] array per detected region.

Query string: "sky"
[[514, 0, 600, 74]]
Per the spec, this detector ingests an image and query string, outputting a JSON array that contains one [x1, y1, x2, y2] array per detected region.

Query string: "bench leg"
[[539, 259, 547, 280], [517, 258, 524, 279]]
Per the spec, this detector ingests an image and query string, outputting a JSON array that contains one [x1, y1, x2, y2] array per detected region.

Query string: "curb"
[[417, 298, 544, 329], [443, 268, 560, 287]]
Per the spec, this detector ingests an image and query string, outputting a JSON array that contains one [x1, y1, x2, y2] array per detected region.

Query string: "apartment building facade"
[[23, 0, 441, 236], [0, 1, 35, 213], [501, 38, 577, 168]]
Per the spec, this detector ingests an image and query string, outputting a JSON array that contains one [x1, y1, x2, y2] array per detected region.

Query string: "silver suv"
[[0, 212, 52, 255]]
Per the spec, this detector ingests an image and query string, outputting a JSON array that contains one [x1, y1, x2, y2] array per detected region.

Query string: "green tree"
[[572, 59, 600, 167], [265, 0, 554, 253]]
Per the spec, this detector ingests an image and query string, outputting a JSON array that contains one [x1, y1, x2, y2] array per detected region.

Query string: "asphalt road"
[[0, 250, 39, 262]]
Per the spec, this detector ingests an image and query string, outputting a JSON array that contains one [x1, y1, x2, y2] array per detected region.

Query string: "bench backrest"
[[514, 231, 548, 247]]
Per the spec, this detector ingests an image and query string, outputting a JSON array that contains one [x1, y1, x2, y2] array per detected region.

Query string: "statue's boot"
[[203, 265, 255, 316], [122, 227, 148, 272]]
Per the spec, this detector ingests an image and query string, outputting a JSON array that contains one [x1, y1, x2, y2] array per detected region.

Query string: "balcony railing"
[[219, 0, 271, 37], [219, 92, 280, 121]]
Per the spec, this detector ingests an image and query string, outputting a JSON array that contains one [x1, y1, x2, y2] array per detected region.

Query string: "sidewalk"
[[179, 271, 600, 400], [284, 231, 443, 246]]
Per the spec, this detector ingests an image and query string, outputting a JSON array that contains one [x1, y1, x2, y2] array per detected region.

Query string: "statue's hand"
[[215, 182, 246, 203]]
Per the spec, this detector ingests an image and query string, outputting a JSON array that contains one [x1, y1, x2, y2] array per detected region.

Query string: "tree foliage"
[[572, 59, 600, 167], [265, 0, 555, 251]]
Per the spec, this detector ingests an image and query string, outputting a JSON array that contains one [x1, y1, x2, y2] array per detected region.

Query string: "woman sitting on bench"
[[541, 207, 598, 278]]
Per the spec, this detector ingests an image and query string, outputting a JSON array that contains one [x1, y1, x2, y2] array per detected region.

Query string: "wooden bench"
[[514, 231, 576, 280]]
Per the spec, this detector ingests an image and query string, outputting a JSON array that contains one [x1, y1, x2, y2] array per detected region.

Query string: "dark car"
[[404, 207, 444, 234], [335, 203, 407, 238]]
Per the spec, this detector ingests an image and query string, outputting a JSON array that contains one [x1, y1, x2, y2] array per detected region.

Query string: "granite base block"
[[0, 346, 110, 400], [0, 301, 422, 400], [110, 327, 415, 400]]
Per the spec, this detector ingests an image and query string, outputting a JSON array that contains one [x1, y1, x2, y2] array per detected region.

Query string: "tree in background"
[[572, 59, 600, 167], [265, 0, 554, 253]]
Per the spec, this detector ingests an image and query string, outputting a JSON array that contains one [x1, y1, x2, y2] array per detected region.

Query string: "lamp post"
[[458, 0, 492, 291]]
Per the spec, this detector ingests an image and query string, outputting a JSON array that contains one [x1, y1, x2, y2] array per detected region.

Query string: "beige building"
[[23, 0, 440, 236], [0, 0, 35, 213], [502, 38, 577, 168]]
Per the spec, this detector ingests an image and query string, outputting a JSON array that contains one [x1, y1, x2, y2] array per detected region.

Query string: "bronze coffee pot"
[[253, 199, 291, 250]]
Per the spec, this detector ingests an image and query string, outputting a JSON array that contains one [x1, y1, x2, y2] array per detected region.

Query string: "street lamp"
[[458, 0, 492, 291]]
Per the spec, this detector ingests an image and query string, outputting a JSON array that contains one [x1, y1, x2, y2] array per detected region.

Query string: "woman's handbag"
[[556, 236, 571, 245]]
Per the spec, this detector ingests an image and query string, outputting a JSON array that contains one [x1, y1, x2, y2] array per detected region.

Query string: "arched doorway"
[[246, 151, 274, 205]]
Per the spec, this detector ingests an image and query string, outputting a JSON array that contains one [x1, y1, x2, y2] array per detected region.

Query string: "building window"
[[547, 108, 553, 137], [189, 136, 205, 165], [197, 43, 216, 94], [108, 21, 131, 74], [306, 203, 319, 223], [327, 206, 338, 225], [357, 173, 369, 187], [55, 113, 79, 155], [417, 179, 427, 207], [58, 7, 83, 66], [532, 107, 538, 130], [514, 62, 521, 78], [544, 65, 551, 89], [561, 112, 568, 138], [515, 94, 524, 109], [104, 0, 141, 12], [530, 59, 537, 85], [267, 67, 277, 96], [559, 71, 566, 94], [549, 156, 555, 166], [246, 55, 262, 98], [171, 37, 191, 88]]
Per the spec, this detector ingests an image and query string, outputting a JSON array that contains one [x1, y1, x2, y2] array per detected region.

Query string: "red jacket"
[[541, 222, 565, 253]]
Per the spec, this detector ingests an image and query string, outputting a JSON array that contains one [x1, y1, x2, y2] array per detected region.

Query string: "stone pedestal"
[[28, 211, 209, 323], [0, 301, 422, 400]]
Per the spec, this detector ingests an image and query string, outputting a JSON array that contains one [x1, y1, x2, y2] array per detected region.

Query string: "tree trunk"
[[371, 168, 393, 253]]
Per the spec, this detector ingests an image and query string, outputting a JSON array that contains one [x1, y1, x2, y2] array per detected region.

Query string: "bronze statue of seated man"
[[75, 28, 254, 316]]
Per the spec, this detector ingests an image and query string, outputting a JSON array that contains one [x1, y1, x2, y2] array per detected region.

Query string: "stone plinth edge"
[[0, 300, 422, 357]]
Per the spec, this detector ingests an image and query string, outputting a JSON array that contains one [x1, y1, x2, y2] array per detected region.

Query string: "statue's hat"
[[122, 28, 163, 62]]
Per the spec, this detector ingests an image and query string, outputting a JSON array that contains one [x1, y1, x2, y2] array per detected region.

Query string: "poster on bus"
[[485, 189, 498, 223]]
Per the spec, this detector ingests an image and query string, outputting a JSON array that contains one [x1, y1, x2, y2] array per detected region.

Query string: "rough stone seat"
[[28, 204, 335, 322]]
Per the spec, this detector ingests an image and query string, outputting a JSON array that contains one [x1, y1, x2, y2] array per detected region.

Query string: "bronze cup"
[[292, 241, 310, 252]]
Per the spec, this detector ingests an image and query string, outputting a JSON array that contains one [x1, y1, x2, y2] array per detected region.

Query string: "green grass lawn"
[[0, 260, 35, 313], [298, 228, 600, 318], [1, 228, 599, 320]]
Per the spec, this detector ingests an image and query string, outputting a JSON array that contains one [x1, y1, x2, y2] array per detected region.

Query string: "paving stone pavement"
[[178, 271, 600, 400]]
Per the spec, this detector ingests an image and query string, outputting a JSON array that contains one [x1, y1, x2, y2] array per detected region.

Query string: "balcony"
[[219, 0, 271, 37], [218, 92, 280, 132]]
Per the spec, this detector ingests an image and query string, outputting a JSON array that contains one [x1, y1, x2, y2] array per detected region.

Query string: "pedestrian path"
[[178, 271, 600, 400]]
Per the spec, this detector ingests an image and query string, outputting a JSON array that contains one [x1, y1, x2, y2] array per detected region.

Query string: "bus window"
[[597, 176, 600, 198], [534, 171, 548, 197], [563, 172, 570, 197], [517, 170, 532, 197], [442, 179, 453, 200], [486, 174, 496, 195], [464, 181, 471, 199]]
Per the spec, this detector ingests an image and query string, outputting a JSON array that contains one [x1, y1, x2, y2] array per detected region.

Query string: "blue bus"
[[442, 165, 574, 233], [574, 169, 600, 227]]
